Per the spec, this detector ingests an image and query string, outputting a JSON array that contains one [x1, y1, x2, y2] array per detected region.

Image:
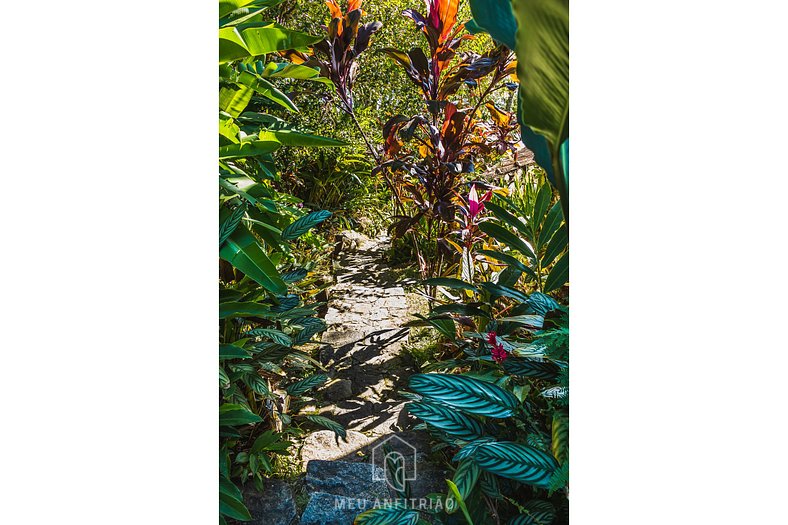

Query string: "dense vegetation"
[[218, 0, 568, 523]]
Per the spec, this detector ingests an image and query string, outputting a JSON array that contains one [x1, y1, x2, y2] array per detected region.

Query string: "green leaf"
[[219, 301, 271, 319], [478, 249, 538, 281], [219, 140, 281, 159], [220, 203, 247, 246], [291, 317, 326, 346], [285, 374, 328, 396], [257, 130, 347, 147], [281, 210, 332, 240], [219, 474, 252, 521], [446, 460, 481, 515], [431, 303, 490, 319], [219, 84, 253, 117], [543, 252, 568, 293], [237, 71, 298, 112], [305, 415, 346, 441], [470, 442, 559, 489], [503, 357, 561, 380], [243, 328, 292, 346], [468, 0, 518, 49], [541, 225, 567, 268], [219, 403, 262, 427], [219, 24, 322, 63], [525, 292, 560, 316], [479, 223, 536, 261], [219, 224, 287, 295], [220, 343, 251, 359], [446, 480, 475, 525], [408, 374, 520, 418], [485, 201, 529, 237], [540, 202, 563, 246], [551, 412, 569, 465], [508, 501, 557, 525], [514, 0, 569, 217], [354, 507, 420, 525], [424, 278, 478, 292], [408, 402, 486, 441]]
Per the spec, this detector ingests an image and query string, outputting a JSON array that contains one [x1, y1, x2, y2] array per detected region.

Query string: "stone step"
[[298, 492, 375, 525], [305, 460, 390, 500], [242, 479, 298, 525]]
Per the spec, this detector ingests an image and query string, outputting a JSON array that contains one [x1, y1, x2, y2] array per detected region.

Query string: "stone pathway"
[[241, 231, 448, 525], [312, 231, 413, 437]]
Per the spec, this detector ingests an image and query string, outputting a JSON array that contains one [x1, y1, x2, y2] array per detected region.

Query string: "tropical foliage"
[[218, 1, 349, 522], [217, 0, 570, 523]]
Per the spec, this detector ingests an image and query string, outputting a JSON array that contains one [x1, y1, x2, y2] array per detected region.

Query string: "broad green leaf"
[[479, 222, 537, 261], [242, 24, 322, 57], [257, 130, 347, 147], [281, 210, 332, 240], [219, 224, 287, 294], [219, 301, 271, 319], [237, 71, 298, 112], [408, 402, 486, 441], [514, 0, 569, 218], [470, 441, 559, 489], [261, 62, 322, 81], [219, 27, 251, 64], [219, 83, 253, 117], [408, 374, 520, 418], [468, 0, 518, 49], [219, 140, 281, 159], [219, 403, 262, 426], [220, 343, 251, 359], [543, 251, 568, 293], [477, 282, 529, 303]]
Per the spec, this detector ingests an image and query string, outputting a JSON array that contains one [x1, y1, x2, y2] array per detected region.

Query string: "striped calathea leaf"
[[467, 441, 559, 489], [408, 373, 520, 418], [353, 506, 420, 525], [407, 401, 486, 441]]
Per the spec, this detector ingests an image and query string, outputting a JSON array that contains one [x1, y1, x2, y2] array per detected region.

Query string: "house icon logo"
[[371, 435, 418, 492]]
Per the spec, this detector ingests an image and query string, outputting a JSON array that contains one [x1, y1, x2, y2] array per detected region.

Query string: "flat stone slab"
[[301, 430, 374, 466], [299, 492, 376, 525], [243, 479, 297, 525], [306, 460, 390, 500]]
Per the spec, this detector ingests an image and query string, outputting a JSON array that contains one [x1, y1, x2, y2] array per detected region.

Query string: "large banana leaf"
[[220, 24, 323, 63], [470, 441, 559, 488], [514, 0, 569, 219], [408, 373, 520, 418]]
